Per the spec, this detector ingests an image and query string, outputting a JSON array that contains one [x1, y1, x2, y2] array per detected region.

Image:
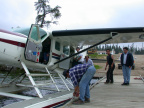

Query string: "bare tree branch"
[[35, 0, 61, 28]]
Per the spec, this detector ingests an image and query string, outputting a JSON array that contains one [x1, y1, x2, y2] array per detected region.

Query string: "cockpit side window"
[[63, 46, 69, 55], [55, 41, 60, 51]]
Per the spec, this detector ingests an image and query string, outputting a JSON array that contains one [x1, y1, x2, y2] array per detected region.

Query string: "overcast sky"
[[50, 0, 144, 30], [0, 0, 144, 48]]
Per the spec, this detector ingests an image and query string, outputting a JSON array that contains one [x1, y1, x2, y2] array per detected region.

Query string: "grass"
[[89, 53, 107, 59], [94, 65, 102, 69]]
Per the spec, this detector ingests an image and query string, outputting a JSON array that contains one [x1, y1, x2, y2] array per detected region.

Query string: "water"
[[0, 97, 23, 108], [0, 72, 97, 108]]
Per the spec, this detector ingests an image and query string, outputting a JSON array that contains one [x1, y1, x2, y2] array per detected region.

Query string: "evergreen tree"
[[102, 46, 105, 51], [96, 46, 99, 50], [109, 45, 112, 51], [35, 0, 61, 28], [118, 46, 122, 53], [115, 45, 119, 54], [96, 44, 144, 55], [98, 45, 101, 50], [112, 45, 115, 50]]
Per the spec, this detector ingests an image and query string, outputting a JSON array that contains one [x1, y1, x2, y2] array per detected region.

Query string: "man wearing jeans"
[[63, 64, 96, 105], [105, 49, 115, 84], [121, 47, 134, 85]]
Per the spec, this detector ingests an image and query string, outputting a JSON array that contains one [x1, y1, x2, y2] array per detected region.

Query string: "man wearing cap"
[[83, 54, 94, 66], [63, 64, 96, 105], [72, 47, 83, 66]]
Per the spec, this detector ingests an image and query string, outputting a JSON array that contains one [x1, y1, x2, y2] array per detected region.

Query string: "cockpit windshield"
[[13, 27, 47, 39]]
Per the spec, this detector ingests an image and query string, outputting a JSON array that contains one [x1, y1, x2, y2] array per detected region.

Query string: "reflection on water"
[[0, 97, 23, 108], [0, 72, 97, 108]]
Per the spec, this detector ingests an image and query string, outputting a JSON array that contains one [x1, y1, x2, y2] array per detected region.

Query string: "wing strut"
[[54, 36, 113, 65]]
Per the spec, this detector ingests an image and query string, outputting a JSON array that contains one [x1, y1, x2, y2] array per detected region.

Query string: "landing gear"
[[16, 61, 72, 98]]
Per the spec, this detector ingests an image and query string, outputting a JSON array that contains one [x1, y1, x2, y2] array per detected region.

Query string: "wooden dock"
[[69, 75, 144, 108]]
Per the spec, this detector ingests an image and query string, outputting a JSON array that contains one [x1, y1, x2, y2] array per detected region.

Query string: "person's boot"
[[85, 97, 90, 103], [72, 98, 80, 102], [110, 80, 114, 84], [121, 83, 127, 85], [72, 99, 84, 105], [104, 81, 109, 84]]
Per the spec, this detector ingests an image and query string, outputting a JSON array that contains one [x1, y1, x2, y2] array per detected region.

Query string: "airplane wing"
[[52, 27, 144, 46]]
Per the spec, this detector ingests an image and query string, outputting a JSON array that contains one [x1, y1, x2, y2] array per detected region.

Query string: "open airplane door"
[[24, 24, 42, 63]]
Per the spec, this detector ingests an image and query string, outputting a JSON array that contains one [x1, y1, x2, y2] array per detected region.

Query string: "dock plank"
[[69, 75, 144, 108]]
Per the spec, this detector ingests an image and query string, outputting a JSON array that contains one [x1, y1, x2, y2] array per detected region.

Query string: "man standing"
[[83, 54, 94, 66], [63, 64, 96, 105], [121, 47, 134, 85], [72, 47, 83, 66], [105, 49, 115, 84]]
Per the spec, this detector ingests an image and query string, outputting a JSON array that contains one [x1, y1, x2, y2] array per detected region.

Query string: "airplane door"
[[24, 24, 42, 63]]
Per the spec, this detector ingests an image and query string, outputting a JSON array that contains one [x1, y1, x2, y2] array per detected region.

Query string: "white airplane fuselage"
[[0, 29, 26, 66], [0, 28, 62, 71]]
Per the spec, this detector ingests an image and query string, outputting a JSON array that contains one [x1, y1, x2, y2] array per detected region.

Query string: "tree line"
[[94, 45, 144, 55]]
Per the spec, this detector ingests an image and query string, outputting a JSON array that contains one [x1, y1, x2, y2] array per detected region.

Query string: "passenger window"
[[63, 46, 69, 55], [55, 41, 60, 51]]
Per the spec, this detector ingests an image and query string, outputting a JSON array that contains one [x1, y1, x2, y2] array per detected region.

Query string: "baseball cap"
[[63, 70, 69, 79]]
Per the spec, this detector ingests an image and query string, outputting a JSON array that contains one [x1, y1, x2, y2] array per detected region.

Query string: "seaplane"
[[0, 24, 144, 108]]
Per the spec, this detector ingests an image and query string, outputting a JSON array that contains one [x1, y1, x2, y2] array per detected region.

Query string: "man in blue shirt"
[[120, 47, 134, 85], [63, 64, 96, 104], [83, 54, 94, 66]]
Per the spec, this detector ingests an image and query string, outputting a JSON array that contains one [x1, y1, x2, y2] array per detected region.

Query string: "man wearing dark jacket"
[[121, 47, 134, 85]]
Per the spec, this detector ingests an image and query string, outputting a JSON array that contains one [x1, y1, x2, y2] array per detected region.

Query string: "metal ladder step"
[[54, 77, 61, 79], [16, 84, 63, 91], [16, 80, 52, 84], [26, 74, 51, 77], [35, 83, 55, 87], [16, 84, 34, 88], [16, 82, 55, 87]]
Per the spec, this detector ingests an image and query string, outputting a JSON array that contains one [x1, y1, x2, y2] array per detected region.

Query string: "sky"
[[0, 0, 144, 48]]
